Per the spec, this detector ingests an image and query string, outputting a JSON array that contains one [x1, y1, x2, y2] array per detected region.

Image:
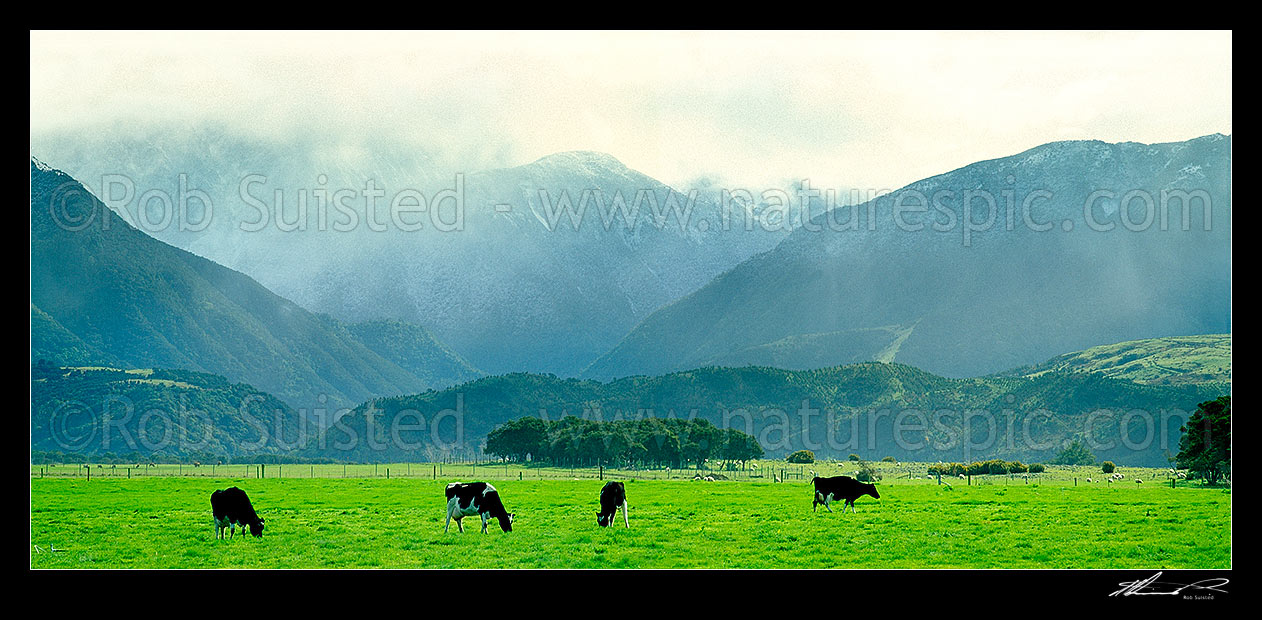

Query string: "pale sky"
[[30, 30, 1232, 193]]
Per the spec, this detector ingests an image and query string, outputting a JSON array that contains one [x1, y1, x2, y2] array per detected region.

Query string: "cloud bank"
[[31, 30, 1232, 193]]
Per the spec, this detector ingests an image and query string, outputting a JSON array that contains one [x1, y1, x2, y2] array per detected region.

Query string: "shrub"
[[848, 454, 861, 461], [1052, 439, 1096, 466], [855, 461, 881, 482], [786, 449, 815, 464], [928, 462, 966, 477], [1029, 463, 1046, 473], [1101, 461, 1116, 474], [881, 456, 897, 463]]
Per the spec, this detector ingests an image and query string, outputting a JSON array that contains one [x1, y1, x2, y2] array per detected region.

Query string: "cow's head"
[[597, 511, 613, 527], [866, 485, 881, 500], [497, 513, 515, 532], [248, 518, 265, 537]]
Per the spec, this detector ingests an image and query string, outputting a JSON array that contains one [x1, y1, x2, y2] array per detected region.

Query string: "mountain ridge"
[[584, 134, 1231, 380], [30, 158, 478, 412]]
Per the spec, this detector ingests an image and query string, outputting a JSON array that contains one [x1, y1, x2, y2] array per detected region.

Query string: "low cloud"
[[31, 30, 1232, 193]]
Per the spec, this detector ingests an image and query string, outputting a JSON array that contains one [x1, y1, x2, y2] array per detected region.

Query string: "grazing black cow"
[[211, 487, 265, 539], [812, 476, 880, 513], [445, 482, 514, 533], [597, 481, 629, 528]]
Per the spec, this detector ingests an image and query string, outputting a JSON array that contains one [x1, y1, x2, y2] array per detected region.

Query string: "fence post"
[[599, 463, 604, 481], [387, 468, 390, 479], [433, 465, 437, 480]]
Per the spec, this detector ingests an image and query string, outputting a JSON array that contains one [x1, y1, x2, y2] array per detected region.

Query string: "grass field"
[[30, 467, 1231, 569]]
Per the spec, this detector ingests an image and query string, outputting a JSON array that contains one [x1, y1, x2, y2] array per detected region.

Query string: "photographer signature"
[[1110, 572, 1229, 597]]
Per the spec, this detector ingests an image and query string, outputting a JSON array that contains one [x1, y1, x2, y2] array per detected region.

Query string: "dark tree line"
[[484, 416, 763, 469], [928, 459, 1040, 476], [1177, 395, 1230, 485]]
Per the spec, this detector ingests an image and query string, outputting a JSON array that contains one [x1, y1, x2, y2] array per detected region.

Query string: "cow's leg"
[[229, 522, 236, 538], [445, 511, 452, 533], [480, 512, 489, 533], [824, 493, 834, 513], [456, 517, 464, 533], [623, 500, 630, 528]]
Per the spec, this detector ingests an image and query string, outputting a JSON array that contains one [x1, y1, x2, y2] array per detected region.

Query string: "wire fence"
[[29, 460, 1212, 488], [28, 461, 812, 482]]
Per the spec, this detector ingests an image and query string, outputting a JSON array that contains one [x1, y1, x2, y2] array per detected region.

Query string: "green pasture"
[[30, 468, 1230, 569]]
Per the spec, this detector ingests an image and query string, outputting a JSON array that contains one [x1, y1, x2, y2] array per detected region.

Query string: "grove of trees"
[[928, 459, 1035, 476], [484, 416, 763, 469]]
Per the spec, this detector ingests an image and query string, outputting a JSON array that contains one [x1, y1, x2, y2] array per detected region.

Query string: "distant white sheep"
[[1135, 479, 1143, 484]]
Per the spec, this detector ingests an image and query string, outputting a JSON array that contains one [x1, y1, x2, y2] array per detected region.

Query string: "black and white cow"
[[597, 481, 629, 528], [445, 482, 515, 533], [211, 487, 265, 539], [811, 476, 880, 513]]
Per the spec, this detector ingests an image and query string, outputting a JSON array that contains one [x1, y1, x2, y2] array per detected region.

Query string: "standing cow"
[[812, 476, 880, 513], [445, 482, 515, 533], [597, 481, 629, 528], [211, 487, 265, 539]]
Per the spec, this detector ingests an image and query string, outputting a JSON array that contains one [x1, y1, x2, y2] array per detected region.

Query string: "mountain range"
[[586, 134, 1231, 380], [30, 132, 1230, 457], [32, 126, 790, 376], [31, 158, 476, 413]]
